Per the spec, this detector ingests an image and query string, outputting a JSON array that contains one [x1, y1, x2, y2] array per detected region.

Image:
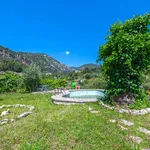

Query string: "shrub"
[[23, 63, 41, 92], [0, 72, 24, 93], [40, 78, 67, 89], [88, 78, 106, 89], [40, 78, 54, 90], [78, 73, 106, 89]]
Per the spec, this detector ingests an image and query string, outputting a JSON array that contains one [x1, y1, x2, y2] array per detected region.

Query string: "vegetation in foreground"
[[0, 93, 150, 150]]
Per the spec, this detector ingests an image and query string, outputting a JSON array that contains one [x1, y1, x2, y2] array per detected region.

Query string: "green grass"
[[0, 93, 150, 150]]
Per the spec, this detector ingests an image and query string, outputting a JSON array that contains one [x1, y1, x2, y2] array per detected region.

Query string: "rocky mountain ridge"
[[0, 45, 99, 73], [0, 45, 72, 73]]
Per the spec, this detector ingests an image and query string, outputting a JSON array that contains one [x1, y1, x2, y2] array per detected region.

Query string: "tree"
[[98, 14, 150, 104], [23, 63, 41, 92]]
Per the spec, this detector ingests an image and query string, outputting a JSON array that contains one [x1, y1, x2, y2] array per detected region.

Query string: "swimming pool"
[[52, 89, 105, 105], [63, 90, 105, 99]]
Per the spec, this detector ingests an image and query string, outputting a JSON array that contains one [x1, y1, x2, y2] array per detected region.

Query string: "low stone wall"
[[0, 104, 34, 125], [99, 101, 150, 115]]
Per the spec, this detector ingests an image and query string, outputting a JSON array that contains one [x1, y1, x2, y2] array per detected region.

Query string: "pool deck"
[[52, 90, 102, 105]]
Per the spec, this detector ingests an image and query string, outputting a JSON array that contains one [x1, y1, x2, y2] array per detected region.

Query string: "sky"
[[0, 0, 149, 66]]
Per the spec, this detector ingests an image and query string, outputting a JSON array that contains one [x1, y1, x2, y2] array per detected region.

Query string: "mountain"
[[79, 64, 99, 70], [71, 63, 100, 70], [71, 66, 80, 70], [0, 45, 72, 73]]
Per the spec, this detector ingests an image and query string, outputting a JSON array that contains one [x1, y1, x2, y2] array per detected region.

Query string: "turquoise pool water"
[[63, 90, 105, 99]]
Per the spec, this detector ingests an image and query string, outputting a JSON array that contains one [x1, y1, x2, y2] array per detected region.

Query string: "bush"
[[40, 78, 54, 90], [88, 78, 106, 89], [40, 77, 67, 89], [78, 73, 106, 89], [0, 72, 25, 93], [23, 63, 41, 92]]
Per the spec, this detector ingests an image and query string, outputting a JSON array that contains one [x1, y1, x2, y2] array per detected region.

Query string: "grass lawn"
[[0, 93, 150, 150]]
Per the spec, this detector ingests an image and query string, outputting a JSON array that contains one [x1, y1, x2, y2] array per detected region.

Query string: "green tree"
[[23, 63, 41, 92], [98, 14, 150, 104]]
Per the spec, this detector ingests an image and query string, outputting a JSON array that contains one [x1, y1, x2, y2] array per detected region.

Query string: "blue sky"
[[0, 0, 149, 66]]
